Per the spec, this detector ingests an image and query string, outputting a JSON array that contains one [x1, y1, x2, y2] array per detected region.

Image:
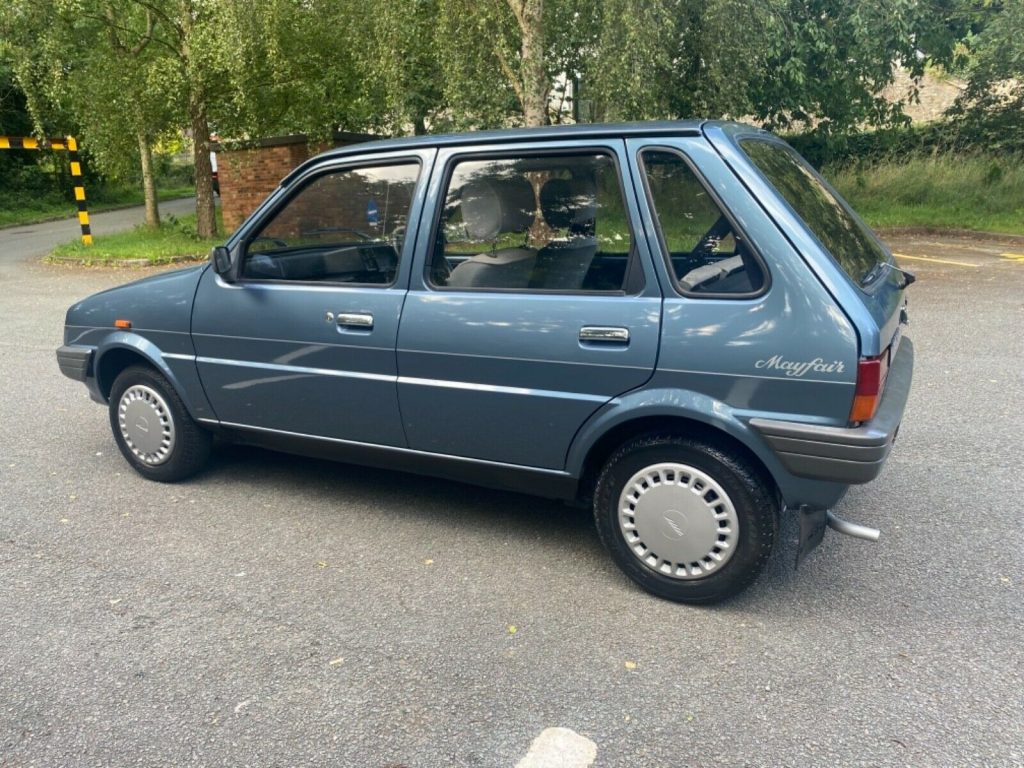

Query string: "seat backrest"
[[447, 176, 537, 289], [530, 178, 599, 290]]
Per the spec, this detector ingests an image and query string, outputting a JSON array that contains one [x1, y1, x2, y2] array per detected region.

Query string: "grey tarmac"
[[1, 209, 1021, 767]]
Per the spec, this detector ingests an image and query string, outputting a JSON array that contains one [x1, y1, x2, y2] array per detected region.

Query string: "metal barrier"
[[0, 136, 92, 245]]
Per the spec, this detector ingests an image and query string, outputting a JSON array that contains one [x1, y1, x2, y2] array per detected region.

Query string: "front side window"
[[428, 152, 634, 292], [641, 149, 766, 296], [741, 140, 888, 286], [242, 162, 420, 284]]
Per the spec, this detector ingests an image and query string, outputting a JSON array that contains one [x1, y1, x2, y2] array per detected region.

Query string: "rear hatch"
[[704, 122, 909, 423]]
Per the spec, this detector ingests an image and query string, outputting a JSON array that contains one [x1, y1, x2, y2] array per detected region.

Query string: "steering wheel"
[[249, 235, 289, 249], [303, 227, 375, 242]]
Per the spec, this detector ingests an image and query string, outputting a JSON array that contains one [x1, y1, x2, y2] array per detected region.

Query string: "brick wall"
[[215, 133, 374, 233]]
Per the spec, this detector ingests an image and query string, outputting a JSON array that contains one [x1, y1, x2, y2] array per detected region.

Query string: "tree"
[[949, 0, 1024, 151]]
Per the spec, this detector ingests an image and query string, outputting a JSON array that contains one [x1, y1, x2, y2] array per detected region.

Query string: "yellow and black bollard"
[[0, 135, 92, 245]]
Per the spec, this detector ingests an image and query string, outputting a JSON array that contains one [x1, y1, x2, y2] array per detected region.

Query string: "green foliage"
[[947, 0, 1024, 154], [827, 153, 1024, 235], [47, 212, 222, 264]]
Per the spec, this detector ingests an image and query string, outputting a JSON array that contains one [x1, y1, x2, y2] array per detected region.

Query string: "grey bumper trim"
[[751, 337, 914, 484], [56, 345, 94, 383]]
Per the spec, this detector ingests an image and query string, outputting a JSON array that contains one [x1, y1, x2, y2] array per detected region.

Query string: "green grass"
[[48, 213, 223, 265], [825, 154, 1024, 235], [0, 185, 195, 229]]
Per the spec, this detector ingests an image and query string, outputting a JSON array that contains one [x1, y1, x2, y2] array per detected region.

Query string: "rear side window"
[[640, 149, 766, 296], [741, 140, 888, 286], [428, 153, 635, 292]]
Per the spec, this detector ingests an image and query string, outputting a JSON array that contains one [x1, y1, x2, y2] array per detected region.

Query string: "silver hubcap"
[[618, 462, 739, 580], [118, 385, 175, 465]]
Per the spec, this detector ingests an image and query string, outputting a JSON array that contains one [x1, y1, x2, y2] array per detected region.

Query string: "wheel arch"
[[569, 392, 783, 507], [95, 334, 201, 419]]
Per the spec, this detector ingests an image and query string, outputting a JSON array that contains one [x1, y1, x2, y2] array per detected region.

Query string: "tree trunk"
[[137, 131, 160, 229], [519, 0, 548, 127], [189, 93, 217, 239]]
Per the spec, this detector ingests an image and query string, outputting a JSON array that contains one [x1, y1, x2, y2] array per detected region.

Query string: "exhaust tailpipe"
[[826, 511, 880, 542]]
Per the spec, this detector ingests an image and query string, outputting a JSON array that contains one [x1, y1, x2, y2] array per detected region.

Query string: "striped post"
[[0, 135, 92, 246]]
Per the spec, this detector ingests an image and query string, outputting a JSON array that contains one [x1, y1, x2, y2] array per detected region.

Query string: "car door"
[[396, 140, 662, 470], [192, 149, 435, 446]]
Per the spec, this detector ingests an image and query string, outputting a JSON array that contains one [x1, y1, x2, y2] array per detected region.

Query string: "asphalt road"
[[0, 198, 197, 263], [1, 214, 1022, 767]]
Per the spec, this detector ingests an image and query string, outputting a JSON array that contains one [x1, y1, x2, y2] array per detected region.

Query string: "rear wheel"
[[109, 365, 212, 482], [593, 434, 777, 604]]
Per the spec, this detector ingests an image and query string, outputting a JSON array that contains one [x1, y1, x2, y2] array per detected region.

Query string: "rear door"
[[395, 140, 662, 470]]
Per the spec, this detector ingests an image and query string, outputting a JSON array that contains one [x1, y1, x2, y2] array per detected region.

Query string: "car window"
[[741, 139, 888, 286], [428, 153, 634, 292], [641, 149, 766, 296], [242, 162, 420, 284]]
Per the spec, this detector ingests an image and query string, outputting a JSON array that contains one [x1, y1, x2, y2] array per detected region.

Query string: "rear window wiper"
[[860, 260, 916, 288]]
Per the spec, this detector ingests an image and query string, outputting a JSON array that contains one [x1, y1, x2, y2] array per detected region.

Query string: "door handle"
[[337, 312, 374, 330], [579, 326, 629, 343]]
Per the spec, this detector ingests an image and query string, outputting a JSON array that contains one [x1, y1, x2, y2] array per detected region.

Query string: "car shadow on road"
[[198, 442, 807, 609]]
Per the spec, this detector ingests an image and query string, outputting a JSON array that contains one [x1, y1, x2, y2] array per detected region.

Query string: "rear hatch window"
[[740, 139, 889, 286]]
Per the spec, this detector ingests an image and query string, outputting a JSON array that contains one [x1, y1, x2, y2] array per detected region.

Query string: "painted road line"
[[1000, 252, 1024, 261], [919, 240, 1005, 254], [893, 252, 980, 268], [515, 727, 597, 768]]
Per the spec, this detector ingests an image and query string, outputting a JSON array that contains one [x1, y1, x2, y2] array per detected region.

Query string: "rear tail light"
[[849, 350, 890, 423]]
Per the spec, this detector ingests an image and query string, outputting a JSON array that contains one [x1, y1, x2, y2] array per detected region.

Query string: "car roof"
[[284, 119, 716, 184]]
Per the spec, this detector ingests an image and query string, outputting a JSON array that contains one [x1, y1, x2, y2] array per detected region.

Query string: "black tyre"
[[593, 434, 777, 604], [108, 365, 212, 482]]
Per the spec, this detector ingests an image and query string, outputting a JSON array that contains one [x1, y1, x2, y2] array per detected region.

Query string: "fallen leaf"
[[317, 561, 328, 569], [507, 625, 517, 635], [624, 661, 637, 670]]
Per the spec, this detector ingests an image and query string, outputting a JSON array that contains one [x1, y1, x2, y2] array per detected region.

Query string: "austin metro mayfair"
[[57, 121, 914, 603]]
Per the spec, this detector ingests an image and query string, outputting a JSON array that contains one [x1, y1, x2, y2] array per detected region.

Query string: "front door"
[[192, 151, 434, 446], [396, 142, 662, 470]]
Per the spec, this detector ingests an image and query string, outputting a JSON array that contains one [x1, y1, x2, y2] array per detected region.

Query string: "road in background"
[[0, 230, 1021, 766], [0, 197, 198, 264]]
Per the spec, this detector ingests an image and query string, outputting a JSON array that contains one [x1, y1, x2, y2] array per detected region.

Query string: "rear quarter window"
[[741, 139, 888, 286]]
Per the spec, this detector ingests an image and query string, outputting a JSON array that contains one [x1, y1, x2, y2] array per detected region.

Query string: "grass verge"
[[48, 213, 223, 266], [826, 153, 1024, 235], [0, 185, 195, 229]]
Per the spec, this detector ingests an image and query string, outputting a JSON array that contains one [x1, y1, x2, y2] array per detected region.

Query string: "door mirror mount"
[[211, 245, 236, 281]]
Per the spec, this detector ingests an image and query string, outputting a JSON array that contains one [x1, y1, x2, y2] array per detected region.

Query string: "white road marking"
[[893, 252, 980, 268], [515, 727, 597, 768]]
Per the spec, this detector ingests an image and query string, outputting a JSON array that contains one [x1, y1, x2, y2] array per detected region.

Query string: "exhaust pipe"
[[826, 511, 880, 542]]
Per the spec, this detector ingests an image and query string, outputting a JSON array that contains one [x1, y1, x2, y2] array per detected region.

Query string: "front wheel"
[[109, 365, 212, 482], [593, 434, 777, 604]]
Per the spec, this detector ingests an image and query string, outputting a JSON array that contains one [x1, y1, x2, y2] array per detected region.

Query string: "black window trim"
[[424, 145, 645, 296], [236, 155, 424, 289], [637, 144, 771, 301]]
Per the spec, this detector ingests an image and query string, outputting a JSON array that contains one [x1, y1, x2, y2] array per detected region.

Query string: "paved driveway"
[[0, 221, 1021, 767]]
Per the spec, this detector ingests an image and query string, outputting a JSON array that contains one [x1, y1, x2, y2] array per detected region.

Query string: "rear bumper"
[[751, 337, 914, 485], [56, 345, 94, 383]]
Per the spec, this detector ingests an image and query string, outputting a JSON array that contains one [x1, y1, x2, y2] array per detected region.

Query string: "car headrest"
[[540, 177, 597, 231], [461, 177, 536, 241]]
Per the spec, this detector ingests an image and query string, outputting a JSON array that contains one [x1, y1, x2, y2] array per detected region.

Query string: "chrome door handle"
[[579, 326, 629, 343], [337, 312, 374, 330]]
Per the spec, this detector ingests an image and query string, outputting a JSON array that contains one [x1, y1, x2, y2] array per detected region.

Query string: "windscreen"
[[741, 139, 889, 285]]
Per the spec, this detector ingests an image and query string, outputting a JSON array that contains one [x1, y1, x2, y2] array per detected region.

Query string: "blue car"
[[57, 121, 913, 603]]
